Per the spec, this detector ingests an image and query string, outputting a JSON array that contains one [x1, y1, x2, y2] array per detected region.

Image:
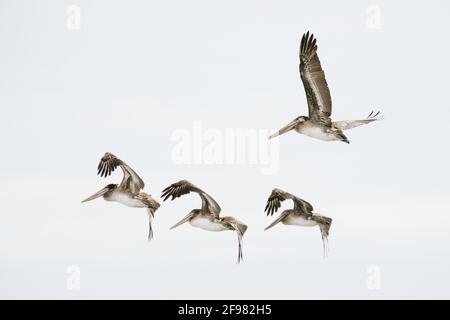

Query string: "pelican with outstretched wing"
[[81, 152, 160, 240], [269, 31, 382, 143], [264, 188, 332, 257], [161, 180, 247, 263]]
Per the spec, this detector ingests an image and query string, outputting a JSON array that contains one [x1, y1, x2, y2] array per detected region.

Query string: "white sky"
[[0, 0, 449, 299]]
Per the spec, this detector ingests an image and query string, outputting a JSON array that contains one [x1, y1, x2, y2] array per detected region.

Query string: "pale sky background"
[[0, 0, 449, 299]]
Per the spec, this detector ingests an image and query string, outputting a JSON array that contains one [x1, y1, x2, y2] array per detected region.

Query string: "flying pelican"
[[81, 152, 160, 240], [269, 31, 382, 143], [161, 180, 247, 263], [264, 188, 332, 258]]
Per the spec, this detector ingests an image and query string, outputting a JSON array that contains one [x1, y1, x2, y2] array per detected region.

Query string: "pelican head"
[[269, 116, 307, 139], [81, 183, 117, 203]]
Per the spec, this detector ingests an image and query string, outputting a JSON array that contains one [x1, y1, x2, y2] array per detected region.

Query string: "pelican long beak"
[[269, 119, 298, 139], [81, 186, 110, 203], [264, 222, 277, 231], [169, 220, 186, 230], [169, 212, 196, 230]]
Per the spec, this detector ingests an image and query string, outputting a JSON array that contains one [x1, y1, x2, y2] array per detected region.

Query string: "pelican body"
[[188, 210, 229, 231], [162, 180, 247, 263], [82, 153, 160, 240], [101, 186, 152, 208], [269, 31, 382, 143], [282, 211, 319, 227], [264, 188, 332, 257]]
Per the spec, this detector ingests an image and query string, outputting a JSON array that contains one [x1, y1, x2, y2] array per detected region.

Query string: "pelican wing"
[[333, 111, 382, 131], [161, 180, 221, 218], [221, 217, 247, 264], [293, 196, 314, 214], [264, 188, 286, 216], [311, 214, 332, 258], [264, 188, 313, 216], [97, 152, 145, 194], [299, 31, 332, 126]]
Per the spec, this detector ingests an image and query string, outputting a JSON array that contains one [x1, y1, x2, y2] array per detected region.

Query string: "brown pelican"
[[264, 188, 332, 258], [81, 153, 160, 240], [269, 31, 382, 143], [161, 180, 247, 263]]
